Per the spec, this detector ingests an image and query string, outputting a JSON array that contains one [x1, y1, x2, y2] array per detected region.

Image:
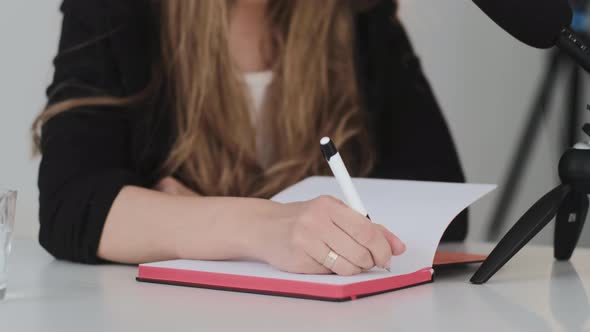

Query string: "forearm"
[[97, 186, 280, 264]]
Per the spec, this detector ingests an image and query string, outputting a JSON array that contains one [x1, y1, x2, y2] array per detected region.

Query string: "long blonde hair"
[[33, 0, 376, 198]]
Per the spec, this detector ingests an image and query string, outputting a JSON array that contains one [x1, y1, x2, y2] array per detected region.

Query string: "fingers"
[[291, 195, 405, 276], [329, 206, 393, 269], [329, 251, 362, 276], [299, 234, 363, 276], [293, 254, 333, 275], [376, 224, 406, 256], [177, 184, 200, 196], [155, 177, 200, 196], [317, 221, 375, 270]]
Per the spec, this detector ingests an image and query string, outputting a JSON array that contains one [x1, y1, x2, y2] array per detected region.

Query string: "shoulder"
[[355, 0, 420, 85], [356, 0, 398, 15], [58, 0, 155, 49], [58, 0, 154, 50], [57, 0, 155, 95], [356, 0, 411, 51], [59, 0, 149, 23]]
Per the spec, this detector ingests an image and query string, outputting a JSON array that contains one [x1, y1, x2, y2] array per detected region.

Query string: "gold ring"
[[323, 250, 339, 269]]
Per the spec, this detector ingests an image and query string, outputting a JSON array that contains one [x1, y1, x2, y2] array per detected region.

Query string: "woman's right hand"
[[258, 196, 406, 276]]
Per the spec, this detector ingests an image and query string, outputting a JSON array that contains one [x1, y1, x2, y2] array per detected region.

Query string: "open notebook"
[[137, 177, 495, 301]]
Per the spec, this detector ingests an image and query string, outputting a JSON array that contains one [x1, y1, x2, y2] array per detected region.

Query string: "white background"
[[1, 0, 588, 247]]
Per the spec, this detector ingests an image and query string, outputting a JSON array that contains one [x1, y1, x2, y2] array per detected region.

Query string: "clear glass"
[[0, 189, 17, 300]]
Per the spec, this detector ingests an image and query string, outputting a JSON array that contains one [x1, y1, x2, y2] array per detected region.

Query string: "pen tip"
[[385, 267, 391, 272]]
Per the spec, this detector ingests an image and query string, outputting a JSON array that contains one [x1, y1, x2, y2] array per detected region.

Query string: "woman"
[[34, 0, 467, 276]]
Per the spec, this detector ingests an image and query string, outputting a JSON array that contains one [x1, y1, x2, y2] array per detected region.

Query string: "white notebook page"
[[141, 177, 495, 285]]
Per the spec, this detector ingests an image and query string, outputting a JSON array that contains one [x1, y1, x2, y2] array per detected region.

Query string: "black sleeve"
[[38, 0, 146, 263], [362, 4, 469, 241]]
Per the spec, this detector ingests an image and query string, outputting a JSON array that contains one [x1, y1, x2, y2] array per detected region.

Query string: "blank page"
[[142, 259, 405, 285]]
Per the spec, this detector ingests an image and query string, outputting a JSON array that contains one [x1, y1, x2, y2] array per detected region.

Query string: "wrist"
[[240, 199, 287, 262], [172, 196, 286, 262]]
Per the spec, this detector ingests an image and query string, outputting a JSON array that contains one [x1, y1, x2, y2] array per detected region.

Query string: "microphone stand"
[[471, 4, 590, 282], [485, 47, 583, 241], [486, 0, 590, 240], [472, 129, 590, 283]]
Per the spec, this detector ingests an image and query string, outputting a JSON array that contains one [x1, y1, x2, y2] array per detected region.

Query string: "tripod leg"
[[565, 63, 582, 149], [554, 192, 588, 260], [472, 184, 571, 284], [487, 52, 562, 240]]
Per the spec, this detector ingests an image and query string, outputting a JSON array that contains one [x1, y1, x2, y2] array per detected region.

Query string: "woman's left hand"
[[154, 177, 200, 196]]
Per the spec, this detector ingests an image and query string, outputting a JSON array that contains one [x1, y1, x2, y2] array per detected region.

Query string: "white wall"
[[1, 0, 588, 247], [0, 0, 61, 238]]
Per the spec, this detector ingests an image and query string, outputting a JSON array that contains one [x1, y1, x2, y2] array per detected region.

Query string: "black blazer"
[[39, 0, 468, 263]]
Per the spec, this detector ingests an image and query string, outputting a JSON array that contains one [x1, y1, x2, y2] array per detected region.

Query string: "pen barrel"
[[327, 153, 369, 217]]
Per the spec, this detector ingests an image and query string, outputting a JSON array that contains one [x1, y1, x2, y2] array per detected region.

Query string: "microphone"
[[472, 0, 590, 72], [570, 0, 590, 33]]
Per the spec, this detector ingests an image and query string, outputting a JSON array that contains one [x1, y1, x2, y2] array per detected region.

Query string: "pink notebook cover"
[[137, 265, 434, 301], [136, 252, 485, 301]]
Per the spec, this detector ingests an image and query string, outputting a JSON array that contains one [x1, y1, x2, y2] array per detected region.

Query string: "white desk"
[[1, 238, 589, 332]]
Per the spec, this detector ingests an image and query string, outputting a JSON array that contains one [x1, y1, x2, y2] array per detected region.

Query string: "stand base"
[[470, 185, 571, 284], [472, 147, 590, 284]]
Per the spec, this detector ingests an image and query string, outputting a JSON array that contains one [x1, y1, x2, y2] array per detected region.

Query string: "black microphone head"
[[472, 0, 573, 49]]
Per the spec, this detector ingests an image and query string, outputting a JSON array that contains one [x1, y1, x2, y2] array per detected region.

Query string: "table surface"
[[1, 238, 589, 332]]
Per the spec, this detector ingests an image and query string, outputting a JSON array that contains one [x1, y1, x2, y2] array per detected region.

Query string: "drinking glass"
[[0, 189, 17, 300]]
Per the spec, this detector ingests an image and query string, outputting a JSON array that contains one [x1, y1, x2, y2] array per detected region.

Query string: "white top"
[[243, 71, 273, 119], [243, 70, 273, 168], [5, 238, 590, 332]]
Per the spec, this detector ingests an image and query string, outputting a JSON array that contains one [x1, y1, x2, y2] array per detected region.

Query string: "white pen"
[[320, 137, 369, 218], [320, 137, 391, 272]]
